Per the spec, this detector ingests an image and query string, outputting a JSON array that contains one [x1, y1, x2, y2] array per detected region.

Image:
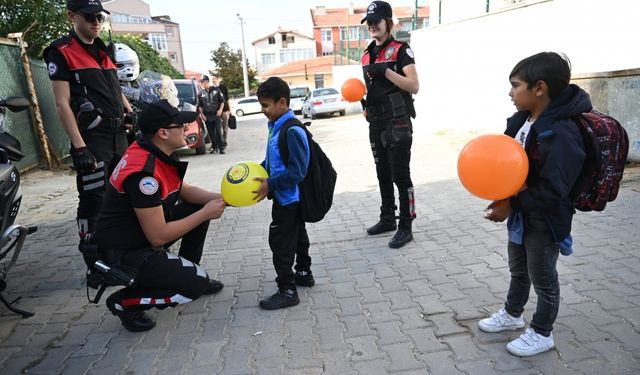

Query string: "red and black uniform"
[[44, 29, 128, 242], [93, 137, 210, 312], [362, 37, 416, 229]]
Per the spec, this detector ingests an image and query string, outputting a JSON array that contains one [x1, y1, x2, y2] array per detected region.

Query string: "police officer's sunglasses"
[[164, 124, 187, 130], [77, 12, 106, 24]]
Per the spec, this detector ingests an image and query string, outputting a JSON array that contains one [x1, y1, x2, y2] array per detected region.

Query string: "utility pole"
[[236, 13, 250, 98], [413, 0, 418, 30]]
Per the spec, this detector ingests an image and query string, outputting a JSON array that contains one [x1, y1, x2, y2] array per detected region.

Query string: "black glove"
[[365, 63, 388, 82], [360, 98, 367, 111], [71, 146, 97, 172], [124, 111, 136, 126]]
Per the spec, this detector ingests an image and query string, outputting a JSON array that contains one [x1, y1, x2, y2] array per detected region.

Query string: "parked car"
[[301, 88, 348, 119], [289, 86, 310, 114], [232, 96, 262, 117], [173, 78, 207, 155]]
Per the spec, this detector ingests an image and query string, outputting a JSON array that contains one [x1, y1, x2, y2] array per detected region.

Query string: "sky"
[[144, 0, 424, 73]]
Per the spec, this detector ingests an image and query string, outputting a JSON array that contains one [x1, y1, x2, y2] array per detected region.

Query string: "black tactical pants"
[[368, 117, 416, 229]]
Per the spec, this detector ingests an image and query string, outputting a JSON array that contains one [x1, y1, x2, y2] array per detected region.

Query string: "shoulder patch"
[[406, 48, 414, 59], [139, 176, 159, 195], [48, 62, 58, 76]]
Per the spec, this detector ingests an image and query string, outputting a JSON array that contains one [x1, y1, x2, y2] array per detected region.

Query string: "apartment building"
[[252, 29, 316, 75], [103, 0, 185, 73]]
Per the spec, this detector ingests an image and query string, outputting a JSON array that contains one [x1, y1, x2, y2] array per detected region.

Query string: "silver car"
[[302, 88, 348, 119]]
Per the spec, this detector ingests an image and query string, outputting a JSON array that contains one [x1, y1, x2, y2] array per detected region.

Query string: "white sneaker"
[[478, 308, 525, 333], [506, 328, 555, 357]]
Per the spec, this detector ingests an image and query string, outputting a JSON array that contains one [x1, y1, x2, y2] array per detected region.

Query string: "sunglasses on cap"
[[163, 124, 187, 130], [77, 12, 106, 24]]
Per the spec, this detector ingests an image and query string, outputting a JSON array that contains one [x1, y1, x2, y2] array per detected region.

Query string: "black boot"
[[203, 279, 224, 295], [388, 228, 413, 249], [106, 292, 156, 332], [259, 288, 299, 310], [367, 208, 397, 235], [294, 270, 315, 287]]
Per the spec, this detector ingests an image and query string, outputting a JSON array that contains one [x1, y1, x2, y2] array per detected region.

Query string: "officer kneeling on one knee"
[[360, 1, 420, 249], [92, 100, 226, 332]]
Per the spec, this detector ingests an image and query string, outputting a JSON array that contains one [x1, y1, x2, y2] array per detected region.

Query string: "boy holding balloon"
[[253, 77, 314, 310], [480, 52, 592, 356]]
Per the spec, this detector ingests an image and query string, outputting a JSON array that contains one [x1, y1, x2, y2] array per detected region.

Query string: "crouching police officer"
[[360, 1, 420, 249], [44, 0, 134, 265], [92, 100, 227, 332]]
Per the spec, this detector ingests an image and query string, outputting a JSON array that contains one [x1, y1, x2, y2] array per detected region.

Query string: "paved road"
[[1, 111, 639, 374]]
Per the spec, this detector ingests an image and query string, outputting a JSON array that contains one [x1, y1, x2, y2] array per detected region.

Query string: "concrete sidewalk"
[[0, 113, 639, 374]]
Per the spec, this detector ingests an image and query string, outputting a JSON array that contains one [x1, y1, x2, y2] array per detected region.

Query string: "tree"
[[0, 0, 68, 58], [209, 42, 257, 94], [110, 34, 183, 78]]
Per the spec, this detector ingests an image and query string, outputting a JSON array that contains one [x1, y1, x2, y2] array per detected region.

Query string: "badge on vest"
[[139, 176, 159, 195], [384, 47, 395, 60]]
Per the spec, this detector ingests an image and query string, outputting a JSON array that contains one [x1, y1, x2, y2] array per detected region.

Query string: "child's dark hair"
[[509, 52, 571, 100], [257, 77, 290, 106]]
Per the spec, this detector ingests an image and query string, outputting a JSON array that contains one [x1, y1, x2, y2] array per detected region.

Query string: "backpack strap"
[[278, 118, 311, 165]]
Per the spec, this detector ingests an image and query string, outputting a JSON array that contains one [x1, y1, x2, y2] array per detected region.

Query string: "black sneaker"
[[259, 288, 299, 310], [388, 228, 413, 249], [294, 271, 315, 287], [106, 292, 156, 332], [203, 279, 224, 295], [367, 220, 397, 235], [219, 149, 226, 155]]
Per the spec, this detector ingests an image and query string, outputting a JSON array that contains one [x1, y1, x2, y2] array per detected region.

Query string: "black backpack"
[[571, 110, 629, 212], [278, 118, 337, 222]]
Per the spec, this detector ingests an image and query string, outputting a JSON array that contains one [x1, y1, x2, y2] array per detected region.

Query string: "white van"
[[289, 86, 311, 114]]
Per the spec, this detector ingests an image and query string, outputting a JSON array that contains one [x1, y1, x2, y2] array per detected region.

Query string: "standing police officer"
[[44, 0, 133, 265], [198, 75, 225, 154], [360, 1, 420, 249]]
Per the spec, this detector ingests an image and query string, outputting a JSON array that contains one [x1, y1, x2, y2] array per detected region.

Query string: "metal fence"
[[0, 41, 68, 171]]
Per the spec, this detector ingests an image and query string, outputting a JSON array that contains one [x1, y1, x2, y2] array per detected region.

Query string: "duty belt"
[[366, 102, 394, 117], [101, 117, 124, 130]]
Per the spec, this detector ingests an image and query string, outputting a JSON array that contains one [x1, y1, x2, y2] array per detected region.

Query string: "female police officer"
[[361, 1, 420, 249]]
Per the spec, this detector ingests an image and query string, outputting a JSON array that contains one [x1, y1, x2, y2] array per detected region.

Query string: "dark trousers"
[[76, 128, 128, 237], [504, 212, 560, 337], [269, 201, 311, 290], [109, 202, 211, 312], [368, 120, 415, 228], [205, 116, 225, 151]]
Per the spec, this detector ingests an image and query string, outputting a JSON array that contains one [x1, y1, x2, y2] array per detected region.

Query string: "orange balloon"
[[341, 78, 366, 102], [457, 134, 529, 200]]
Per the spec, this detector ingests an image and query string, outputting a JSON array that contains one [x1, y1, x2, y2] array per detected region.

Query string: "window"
[[314, 74, 324, 89], [340, 26, 362, 40], [321, 29, 332, 42], [268, 36, 276, 44], [147, 33, 168, 52], [166, 26, 174, 36], [261, 53, 275, 64], [278, 48, 314, 64], [423, 17, 429, 28], [170, 53, 177, 62], [286, 35, 295, 43]]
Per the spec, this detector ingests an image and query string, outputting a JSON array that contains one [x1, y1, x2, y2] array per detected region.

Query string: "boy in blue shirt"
[[253, 77, 313, 310], [480, 52, 591, 356]]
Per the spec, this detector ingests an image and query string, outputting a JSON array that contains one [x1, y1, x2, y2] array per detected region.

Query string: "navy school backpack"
[[571, 110, 629, 212], [278, 118, 337, 222]]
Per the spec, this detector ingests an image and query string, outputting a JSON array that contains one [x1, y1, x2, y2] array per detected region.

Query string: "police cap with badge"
[[361, 1, 393, 24], [137, 99, 198, 134], [67, 0, 110, 14]]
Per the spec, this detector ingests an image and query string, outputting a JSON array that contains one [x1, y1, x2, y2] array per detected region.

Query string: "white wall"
[[410, 0, 640, 133]]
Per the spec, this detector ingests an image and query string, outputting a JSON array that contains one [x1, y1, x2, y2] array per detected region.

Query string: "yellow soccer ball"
[[221, 161, 269, 207]]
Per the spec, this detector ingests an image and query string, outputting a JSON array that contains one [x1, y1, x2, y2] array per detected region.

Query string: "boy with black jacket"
[[253, 77, 314, 310], [479, 52, 592, 356]]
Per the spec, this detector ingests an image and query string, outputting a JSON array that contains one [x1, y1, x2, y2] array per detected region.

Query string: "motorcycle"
[[121, 71, 206, 151], [0, 96, 38, 318]]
